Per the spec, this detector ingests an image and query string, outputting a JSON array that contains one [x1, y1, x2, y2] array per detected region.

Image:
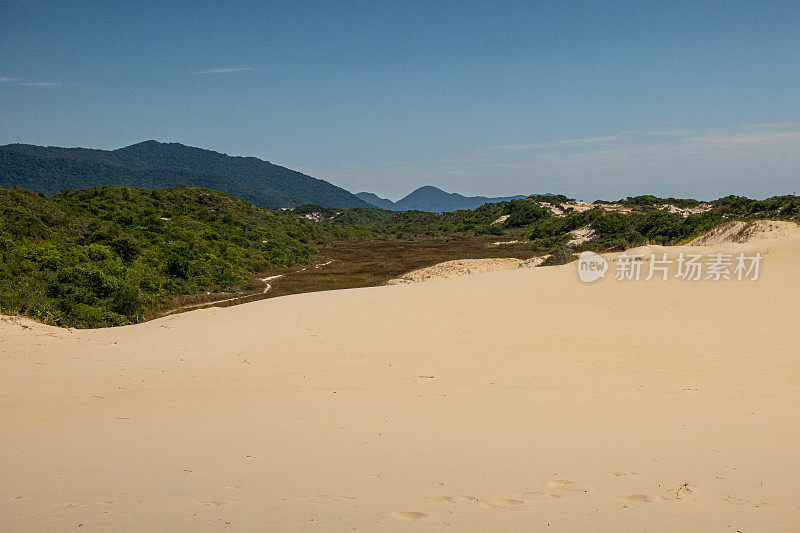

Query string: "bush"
[[540, 245, 575, 266]]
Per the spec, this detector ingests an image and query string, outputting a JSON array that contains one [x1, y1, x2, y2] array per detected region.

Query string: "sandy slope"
[[386, 257, 550, 285], [386, 258, 525, 284], [2, 227, 800, 531], [688, 220, 800, 246]]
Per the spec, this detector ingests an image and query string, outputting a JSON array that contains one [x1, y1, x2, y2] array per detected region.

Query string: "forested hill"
[[0, 185, 378, 328], [0, 141, 372, 209]]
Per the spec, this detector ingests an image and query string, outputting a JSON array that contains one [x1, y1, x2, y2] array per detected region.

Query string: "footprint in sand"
[[481, 498, 524, 508], [546, 480, 572, 489], [391, 511, 428, 520], [58, 502, 88, 509], [724, 495, 748, 505], [612, 472, 639, 477], [313, 494, 358, 502], [433, 495, 477, 504], [523, 491, 562, 499], [723, 495, 770, 508], [626, 494, 658, 503]]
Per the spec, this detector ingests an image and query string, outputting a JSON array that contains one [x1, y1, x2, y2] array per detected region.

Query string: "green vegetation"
[[710, 195, 800, 218], [0, 186, 367, 328], [297, 194, 728, 250], [2, 185, 798, 329], [567, 209, 724, 250], [594, 195, 703, 208]]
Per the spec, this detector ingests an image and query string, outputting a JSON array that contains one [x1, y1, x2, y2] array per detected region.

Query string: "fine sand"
[[386, 258, 524, 284], [688, 220, 800, 246], [2, 224, 800, 531]]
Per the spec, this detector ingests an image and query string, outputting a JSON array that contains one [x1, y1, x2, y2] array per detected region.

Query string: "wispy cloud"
[[1, 76, 66, 87], [487, 136, 621, 151], [196, 67, 253, 74], [17, 81, 62, 87], [687, 130, 800, 144], [642, 129, 691, 137], [320, 123, 800, 200], [488, 125, 800, 153]]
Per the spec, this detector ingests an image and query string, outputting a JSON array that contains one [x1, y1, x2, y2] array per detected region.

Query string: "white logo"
[[577, 251, 608, 283]]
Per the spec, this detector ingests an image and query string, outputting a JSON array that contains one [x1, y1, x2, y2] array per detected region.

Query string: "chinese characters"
[[613, 252, 762, 281]]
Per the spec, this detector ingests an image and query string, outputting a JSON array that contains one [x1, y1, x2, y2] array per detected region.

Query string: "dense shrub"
[[0, 186, 363, 327]]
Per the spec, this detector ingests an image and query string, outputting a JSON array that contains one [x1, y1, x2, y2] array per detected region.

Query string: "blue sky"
[[2, 1, 799, 200]]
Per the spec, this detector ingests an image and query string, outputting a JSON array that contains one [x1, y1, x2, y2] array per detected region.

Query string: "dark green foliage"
[[711, 195, 800, 218], [540, 245, 575, 266], [596, 195, 702, 209], [0, 186, 362, 328], [502, 199, 550, 227], [589, 210, 723, 249]]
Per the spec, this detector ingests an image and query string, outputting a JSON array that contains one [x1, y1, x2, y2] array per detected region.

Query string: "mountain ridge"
[[354, 191, 397, 210], [357, 185, 532, 212], [0, 141, 371, 209]]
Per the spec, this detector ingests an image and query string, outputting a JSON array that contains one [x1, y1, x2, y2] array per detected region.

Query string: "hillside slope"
[[0, 141, 371, 209], [0, 185, 367, 327]]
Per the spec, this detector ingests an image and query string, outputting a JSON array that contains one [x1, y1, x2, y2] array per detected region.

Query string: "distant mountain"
[[357, 185, 531, 212], [0, 141, 371, 209], [355, 192, 397, 210]]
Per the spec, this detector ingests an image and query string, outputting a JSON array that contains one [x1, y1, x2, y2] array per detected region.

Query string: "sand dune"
[[1, 224, 800, 531], [689, 219, 800, 246], [386, 258, 524, 284]]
